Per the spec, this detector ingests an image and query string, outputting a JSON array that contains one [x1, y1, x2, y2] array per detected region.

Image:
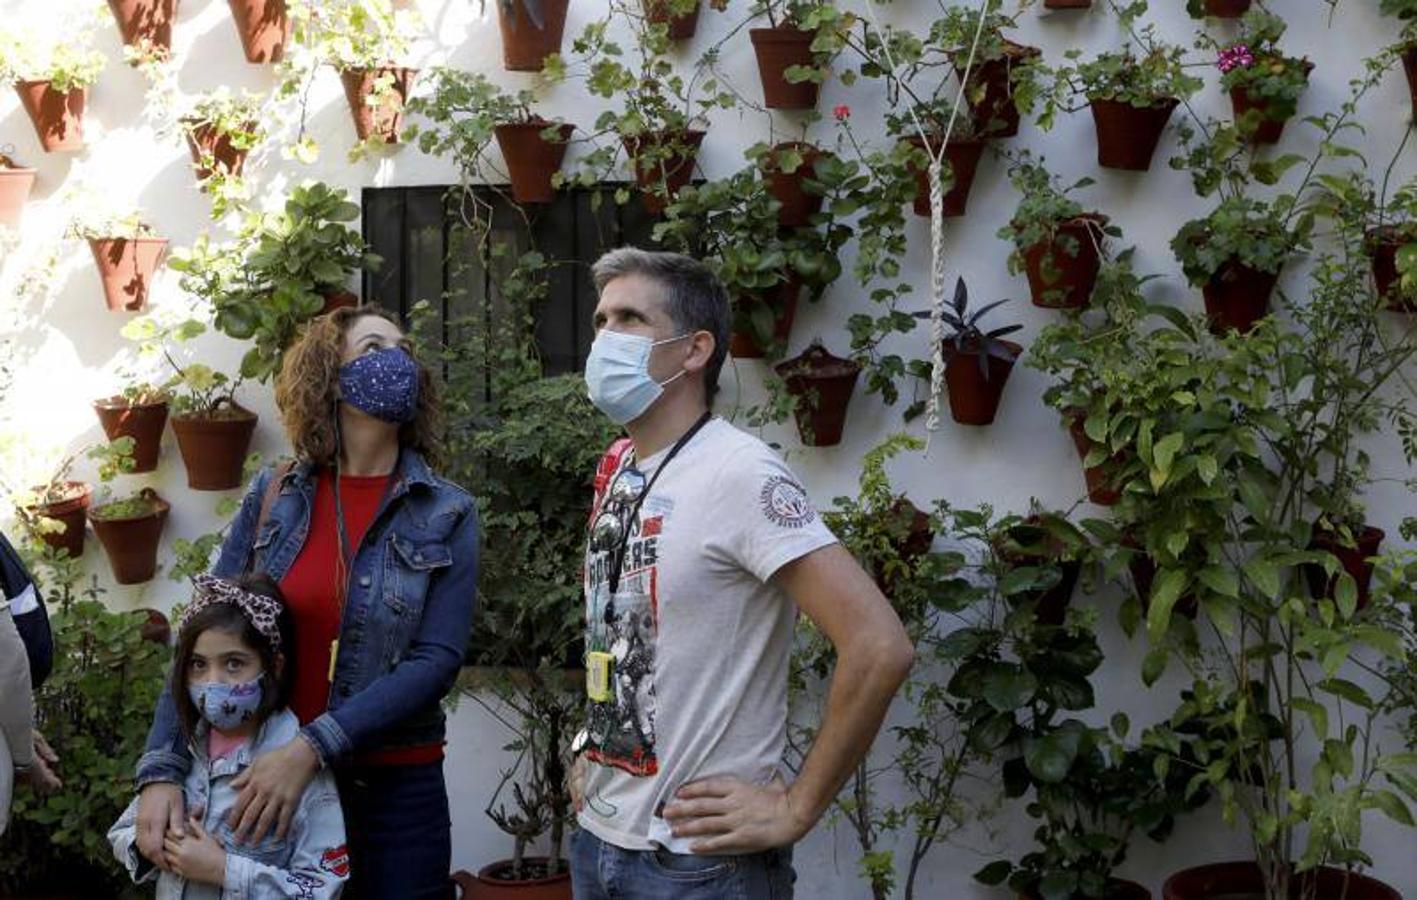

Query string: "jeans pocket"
[[644, 847, 736, 882]]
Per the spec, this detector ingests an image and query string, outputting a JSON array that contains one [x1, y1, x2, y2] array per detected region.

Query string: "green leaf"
[[1198, 566, 1239, 598], [981, 663, 1038, 712], [1153, 432, 1184, 476], [974, 861, 1013, 886], [1366, 790, 1415, 827], [1243, 557, 1282, 599], [1024, 727, 1083, 783], [1320, 678, 1375, 710], [1142, 647, 1169, 686], [1292, 697, 1328, 739], [1197, 454, 1218, 485], [1146, 569, 1188, 642]]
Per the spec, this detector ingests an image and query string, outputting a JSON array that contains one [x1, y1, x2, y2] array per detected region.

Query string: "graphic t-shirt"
[[578, 418, 838, 852]]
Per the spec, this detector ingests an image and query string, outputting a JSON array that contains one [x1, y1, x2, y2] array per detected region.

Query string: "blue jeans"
[[570, 827, 795, 899], [337, 761, 453, 899]]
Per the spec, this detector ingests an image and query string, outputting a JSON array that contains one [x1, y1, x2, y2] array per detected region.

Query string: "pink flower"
[[833, 104, 851, 122], [1217, 44, 1254, 74]]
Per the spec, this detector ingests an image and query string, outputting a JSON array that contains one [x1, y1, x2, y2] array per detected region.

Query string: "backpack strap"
[[588, 438, 635, 525], [248, 460, 296, 572]]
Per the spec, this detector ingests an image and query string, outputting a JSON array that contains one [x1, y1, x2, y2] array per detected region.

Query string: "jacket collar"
[[285, 447, 437, 495], [190, 708, 301, 773]]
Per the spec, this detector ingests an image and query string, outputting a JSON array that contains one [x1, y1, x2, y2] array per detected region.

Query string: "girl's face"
[[342, 315, 409, 365], [188, 628, 263, 686]]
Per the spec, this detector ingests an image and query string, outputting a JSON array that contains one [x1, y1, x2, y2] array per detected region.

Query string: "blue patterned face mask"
[[188, 676, 264, 731], [339, 347, 420, 424]]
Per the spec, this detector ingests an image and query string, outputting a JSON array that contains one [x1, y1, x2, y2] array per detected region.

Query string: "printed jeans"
[[570, 826, 795, 900]]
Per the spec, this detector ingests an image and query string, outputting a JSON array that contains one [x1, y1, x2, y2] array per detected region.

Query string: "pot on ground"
[[107, 0, 177, 56], [339, 67, 416, 143], [452, 859, 572, 899], [1163, 860, 1399, 900], [183, 119, 255, 181], [1305, 523, 1385, 611], [497, 0, 570, 72], [1201, 260, 1278, 335], [25, 482, 91, 560], [1023, 215, 1107, 309], [956, 41, 1041, 138], [623, 128, 705, 216], [15, 81, 86, 152], [495, 120, 575, 204], [764, 142, 824, 228], [228, 0, 289, 63], [171, 402, 258, 490], [775, 343, 861, 447], [750, 26, 819, 110], [644, 0, 701, 40], [89, 488, 169, 585], [89, 237, 168, 312], [730, 277, 801, 359], [93, 396, 169, 473], [1089, 97, 1178, 171], [0, 163, 37, 228], [906, 135, 986, 218], [943, 338, 1020, 426]]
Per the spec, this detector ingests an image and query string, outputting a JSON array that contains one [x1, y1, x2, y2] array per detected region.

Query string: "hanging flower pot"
[[1229, 60, 1313, 145], [775, 343, 861, 447], [339, 67, 417, 143], [730, 277, 801, 359], [320, 289, 359, 316], [905, 134, 986, 218], [227, 0, 289, 63], [1201, 0, 1251, 17], [1201, 260, 1278, 335], [89, 236, 169, 312], [1023, 215, 1106, 309], [623, 128, 706, 216], [171, 401, 258, 490], [15, 81, 87, 152], [995, 517, 1081, 626], [644, 0, 701, 41], [497, 0, 570, 72], [1365, 226, 1417, 312], [750, 26, 819, 110], [182, 119, 255, 181], [1089, 97, 1179, 171], [107, 0, 177, 57], [1305, 522, 1385, 611], [88, 488, 169, 585], [1402, 42, 1417, 124], [1163, 861, 1399, 900], [136, 607, 172, 644], [1043, 0, 1092, 7], [956, 41, 1041, 138], [764, 142, 824, 228], [0, 156, 37, 228], [943, 338, 1020, 426], [1064, 411, 1121, 506], [93, 396, 169, 473], [1123, 534, 1199, 621], [495, 119, 575, 205], [25, 482, 91, 560], [872, 498, 934, 595]]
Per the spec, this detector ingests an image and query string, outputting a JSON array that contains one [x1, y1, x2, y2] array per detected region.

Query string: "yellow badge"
[[586, 651, 614, 702]]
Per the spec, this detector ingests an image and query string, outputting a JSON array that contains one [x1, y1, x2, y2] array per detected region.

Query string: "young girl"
[[110, 574, 348, 899]]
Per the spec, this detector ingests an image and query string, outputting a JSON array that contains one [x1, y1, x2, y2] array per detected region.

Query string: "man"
[[569, 248, 914, 897]]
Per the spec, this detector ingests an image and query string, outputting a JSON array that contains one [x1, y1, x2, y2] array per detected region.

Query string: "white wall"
[[1, 0, 1415, 896]]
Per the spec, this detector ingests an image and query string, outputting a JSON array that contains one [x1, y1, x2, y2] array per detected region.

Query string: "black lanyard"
[[607, 412, 712, 594]]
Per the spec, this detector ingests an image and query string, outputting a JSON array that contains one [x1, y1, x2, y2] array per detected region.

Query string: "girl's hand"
[[227, 736, 321, 844], [164, 813, 227, 886], [137, 782, 185, 872]]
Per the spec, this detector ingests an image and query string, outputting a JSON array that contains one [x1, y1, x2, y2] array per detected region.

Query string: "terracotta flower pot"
[[730, 277, 801, 359], [1163, 861, 1399, 900], [775, 344, 861, 447], [1202, 0, 1251, 17], [906, 135, 986, 218], [1123, 535, 1199, 621], [1089, 97, 1179, 171], [496, 0, 570, 72], [137, 607, 171, 644], [89, 237, 168, 312], [956, 41, 1041, 138], [339, 67, 416, 143], [89, 489, 169, 585], [750, 26, 819, 110], [1229, 61, 1312, 145], [15, 81, 86, 152], [25, 482, 91, 560], [227, 0, 289, 63], [1023, 215, 1106, 309], [183, 120, 254, 181], [942, 339, 1020, 426], [1305, 523, 1385, 611], [93, 396, 169, 473], [0, 165, 37, 228], [644, 0, 701, 41], [622, 128, 706, 216], [1366, 227, 1417, 312], [1201, 260, 1278, 335], [1022, 879, 1148, 900], [765, 142, 824, 228], [495, 120, 574, 204], [1065, 412, 1121, 506], [171, 404, 258, 490], [107, 0, 177, 56], [873, 498, 934, 594], [453, 860, 572, 899], [1043, 0, 1092, 7], [1402, 43, 1417, 125], [319, 289, 358, 316]]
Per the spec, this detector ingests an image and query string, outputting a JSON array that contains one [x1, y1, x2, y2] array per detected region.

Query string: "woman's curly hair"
[[275, 306, 443, 468]]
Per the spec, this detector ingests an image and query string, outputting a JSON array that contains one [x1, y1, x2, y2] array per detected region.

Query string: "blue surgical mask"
[[188, 676, 264, 731], [339, 346, 420, 424], [584, 330, 690, 425]]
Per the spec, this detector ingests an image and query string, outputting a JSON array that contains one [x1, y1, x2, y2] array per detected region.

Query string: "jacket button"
[[359, 575, 371, 587]]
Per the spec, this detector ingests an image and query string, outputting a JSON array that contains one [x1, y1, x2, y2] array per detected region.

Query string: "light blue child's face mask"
[[188, 676, 264, 732], [584, 329, 690, 425]]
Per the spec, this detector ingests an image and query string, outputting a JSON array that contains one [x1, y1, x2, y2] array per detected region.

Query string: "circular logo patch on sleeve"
[[760, 476, 817, 528]]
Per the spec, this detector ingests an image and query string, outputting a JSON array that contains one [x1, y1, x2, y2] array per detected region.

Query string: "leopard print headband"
[[181, 574, 284, 653]]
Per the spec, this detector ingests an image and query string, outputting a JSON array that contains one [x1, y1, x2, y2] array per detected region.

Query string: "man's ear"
[[683, 330, 716, 375]]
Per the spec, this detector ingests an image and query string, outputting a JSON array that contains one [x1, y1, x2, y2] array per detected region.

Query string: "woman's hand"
[[136, 782, 186, 872], [164, 813, 227, 886], [227, 735, 321, 845]]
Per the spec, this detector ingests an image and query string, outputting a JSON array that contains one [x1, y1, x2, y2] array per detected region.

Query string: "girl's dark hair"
[[171, 572, 296, 742]]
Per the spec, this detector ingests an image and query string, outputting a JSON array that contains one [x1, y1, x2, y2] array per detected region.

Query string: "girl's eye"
[[189, 659, 205, 671]]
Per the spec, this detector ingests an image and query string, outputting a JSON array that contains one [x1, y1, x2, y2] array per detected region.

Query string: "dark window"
[[362, 184, 660, 374]]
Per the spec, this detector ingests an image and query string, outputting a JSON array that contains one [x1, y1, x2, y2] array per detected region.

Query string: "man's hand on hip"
[[660, 775, 809, 854]]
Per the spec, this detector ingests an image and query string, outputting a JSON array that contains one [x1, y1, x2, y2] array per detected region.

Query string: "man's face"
[[592, 274, 687, 384]]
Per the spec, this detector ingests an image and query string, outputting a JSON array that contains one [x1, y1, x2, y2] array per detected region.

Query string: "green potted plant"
[[406, 68, 574, 206], [1347, 174, 1417, 313], [1209, 11, 1313, 145], [940, 278, 1023, 426], [0, 148, 37, 228], [751, 135, 830, 228], [93, 375, 171, 474], [11, 449, 97, 561], [998, 154, 1115, 310], [1171, 196, 1296, 335], [935, 3, 1043, 139], [745, 0, 851, 111], [68, 210, 169, 314], [107, 0, 177, 59], [775, 341, 863, 446], [645, 0, 701, 41], [496, 0, 571, 71], [180, 88, 266, 183], [84, 439, 169, 585], [0, 20, 104, 152], [228, 0, 290, 62]]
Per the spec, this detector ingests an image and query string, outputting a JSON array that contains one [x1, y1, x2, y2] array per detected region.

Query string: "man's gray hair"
[[591, 247, 731, 404]]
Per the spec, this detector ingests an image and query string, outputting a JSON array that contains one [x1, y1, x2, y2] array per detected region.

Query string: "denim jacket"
[[111, 709, 348, 899], [137, 450, 480, 785]]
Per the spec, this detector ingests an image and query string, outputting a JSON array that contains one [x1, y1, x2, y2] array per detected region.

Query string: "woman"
[[134, 307, 480, 898]]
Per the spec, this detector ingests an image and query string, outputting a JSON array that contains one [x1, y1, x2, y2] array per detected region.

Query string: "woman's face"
[[342, 314, 409, 365]]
